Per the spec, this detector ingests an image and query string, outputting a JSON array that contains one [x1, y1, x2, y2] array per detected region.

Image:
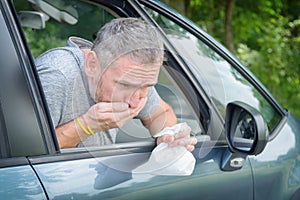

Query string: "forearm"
[[148, 109, 177, 136], [142, 99, 196, 152], [55, 119, 88, 149], [142, 99, 177, 136]]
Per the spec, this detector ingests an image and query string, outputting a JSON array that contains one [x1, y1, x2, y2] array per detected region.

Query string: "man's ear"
[[84, 50, 101, 77]]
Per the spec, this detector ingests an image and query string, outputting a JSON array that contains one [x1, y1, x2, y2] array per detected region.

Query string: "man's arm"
[[141, 98, 197, 152], [55, 101, 145, 149], [55, 120, 88, 149], [141, 98, 177, 135]]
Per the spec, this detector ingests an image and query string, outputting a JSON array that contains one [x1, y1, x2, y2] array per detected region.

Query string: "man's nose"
[[128, 88, 147, 108]]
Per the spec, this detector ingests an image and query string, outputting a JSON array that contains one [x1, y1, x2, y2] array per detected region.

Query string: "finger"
[[174, 126, 191, 139], [186, 145, 195, 152], [156, 134, 175, 145], [111, 102, 130, 111], [108, 107, 137, 127], [169, 137, 197, 147], [157, 135, 197, 152], [107, 97, 148, 124], [174, 130, 191, 140], [102, 110, 130, 124], [94, 102, 129, 112]]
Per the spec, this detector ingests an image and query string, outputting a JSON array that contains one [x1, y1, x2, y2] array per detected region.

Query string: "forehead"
[[107, 55, 161, 84]]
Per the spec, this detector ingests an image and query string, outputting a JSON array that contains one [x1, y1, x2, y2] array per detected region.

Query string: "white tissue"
[[132, 123, 196, 176]]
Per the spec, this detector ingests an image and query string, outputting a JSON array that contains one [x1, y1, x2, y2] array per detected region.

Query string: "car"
[[0, 0, 299, 199]]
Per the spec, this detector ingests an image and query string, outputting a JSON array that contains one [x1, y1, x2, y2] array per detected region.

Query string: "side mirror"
[[221, 101, 269, 171]]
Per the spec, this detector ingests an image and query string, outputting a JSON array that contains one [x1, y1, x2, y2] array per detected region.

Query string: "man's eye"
[[119, 83, 130, 88]]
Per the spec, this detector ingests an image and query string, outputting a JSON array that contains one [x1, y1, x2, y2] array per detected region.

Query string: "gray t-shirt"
[[35, 37, 159, 147]]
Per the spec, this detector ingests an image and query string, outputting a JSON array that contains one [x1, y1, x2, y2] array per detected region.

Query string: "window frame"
[[0, 0, 58, 158]]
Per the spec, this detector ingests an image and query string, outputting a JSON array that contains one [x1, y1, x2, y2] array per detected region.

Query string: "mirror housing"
[[28, 0, 78, 25], [225, 101, 268, 155], [19, 11, 49, 29], [221, 101, 269, 171]]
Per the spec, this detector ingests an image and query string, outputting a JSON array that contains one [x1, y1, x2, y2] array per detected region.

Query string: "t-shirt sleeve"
[[137, 86, 160, 119], [35, 48, 81, 127], [38, 69, 68, 127]]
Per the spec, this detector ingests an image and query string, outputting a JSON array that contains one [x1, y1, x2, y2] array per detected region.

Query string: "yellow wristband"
[[87, 126, 95, 135], [81, 115, 95, 135], [76, 117, 91, 135]]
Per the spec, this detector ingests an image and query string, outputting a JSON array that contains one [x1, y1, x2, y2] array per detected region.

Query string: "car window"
[[14, 0, 203, 151], [143, 6, 282, 135]]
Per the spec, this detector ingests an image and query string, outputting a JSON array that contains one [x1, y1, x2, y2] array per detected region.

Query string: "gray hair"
[[92, 18, 164, 69]]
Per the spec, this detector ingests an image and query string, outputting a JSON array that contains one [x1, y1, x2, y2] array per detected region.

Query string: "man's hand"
[[156, 124, 197, 152], [84, 97, 147, 132], [56, 98, 147, 149]]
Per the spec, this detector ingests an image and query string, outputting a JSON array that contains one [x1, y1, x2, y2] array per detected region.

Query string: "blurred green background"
[[162, 0, 300, 118]]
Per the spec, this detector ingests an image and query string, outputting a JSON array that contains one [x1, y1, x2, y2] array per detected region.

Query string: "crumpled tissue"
[[132, 122, 196, 176]]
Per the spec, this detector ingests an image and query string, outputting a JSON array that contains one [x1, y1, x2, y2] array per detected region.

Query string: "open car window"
[[14, 0, 204, 152]]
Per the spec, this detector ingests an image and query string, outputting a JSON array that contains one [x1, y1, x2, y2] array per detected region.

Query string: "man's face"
[[95, 55, 161, 108]]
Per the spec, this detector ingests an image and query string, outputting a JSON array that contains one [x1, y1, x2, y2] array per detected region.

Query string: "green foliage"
[[23, 24, 66, 58], [170, 0, 300, 118], [236, 12, 300, 118]]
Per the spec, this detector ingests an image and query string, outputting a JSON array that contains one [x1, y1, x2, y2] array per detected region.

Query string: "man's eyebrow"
[[117, 79, 157, 87]]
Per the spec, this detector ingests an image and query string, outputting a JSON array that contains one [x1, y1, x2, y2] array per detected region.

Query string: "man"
[[35, 18, 197, 151]]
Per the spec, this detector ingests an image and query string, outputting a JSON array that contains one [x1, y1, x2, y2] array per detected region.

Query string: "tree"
[[224, 0, 236, 52], [162, 0, 300, 118]]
